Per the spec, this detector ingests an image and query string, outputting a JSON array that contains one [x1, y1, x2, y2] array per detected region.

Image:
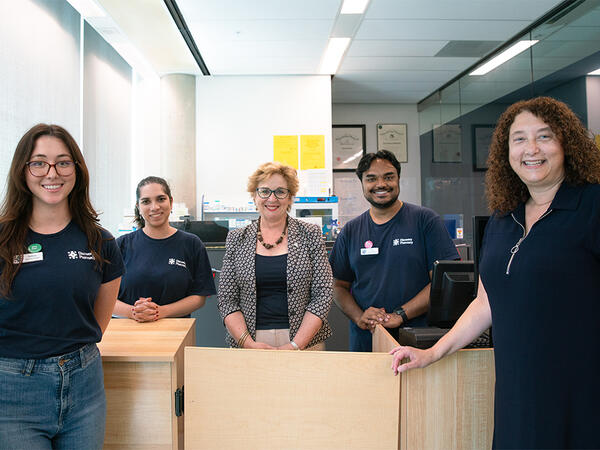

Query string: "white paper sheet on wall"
[[332, 172, 370, 227], [298, 169, 330, 196]]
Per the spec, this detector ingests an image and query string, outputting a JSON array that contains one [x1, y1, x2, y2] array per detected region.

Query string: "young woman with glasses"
[[217, 162, 333, 350], [0, 124, 124, 448], [112, 176, 216, 321]]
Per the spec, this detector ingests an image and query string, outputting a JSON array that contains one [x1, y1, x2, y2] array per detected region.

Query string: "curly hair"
[[486, 96, 600, 214], [247, 162, 299, 211]]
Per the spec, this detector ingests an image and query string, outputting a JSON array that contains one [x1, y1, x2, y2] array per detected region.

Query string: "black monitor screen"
[[171, 220, 229, 244], [472, 216, 490, 297], [427, 260, 475, 328]]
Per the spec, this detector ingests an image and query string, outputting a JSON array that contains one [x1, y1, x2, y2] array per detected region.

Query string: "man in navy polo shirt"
[[329, 150, 459, 351]]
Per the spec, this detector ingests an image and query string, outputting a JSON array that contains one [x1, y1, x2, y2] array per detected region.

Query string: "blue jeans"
[[0, 343, 106, 450]]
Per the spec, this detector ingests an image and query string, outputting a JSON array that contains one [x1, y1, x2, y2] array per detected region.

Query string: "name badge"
[[14, 252, 44, 264], [360, 247, 379, 255]]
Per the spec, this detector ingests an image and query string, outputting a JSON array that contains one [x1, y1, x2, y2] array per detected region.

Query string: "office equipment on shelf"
[[427, 260, 475, 328], [291, 196, 339, 240], [171, 220, 229, 245], [396, 260, 492, 350]]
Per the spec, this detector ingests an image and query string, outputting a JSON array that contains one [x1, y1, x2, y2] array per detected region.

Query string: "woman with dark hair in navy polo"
[[0, 124, 124, 448], [113, 176, 215, 321], [390, 97, 600, 449]]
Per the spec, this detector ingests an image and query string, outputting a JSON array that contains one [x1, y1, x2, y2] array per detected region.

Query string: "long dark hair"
[[0, 124, 106, 297], [134, 176, 173, 228]]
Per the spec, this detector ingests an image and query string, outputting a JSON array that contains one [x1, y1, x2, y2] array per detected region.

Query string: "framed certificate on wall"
[[377, 123, 407, 162], [332, 125, 366, 171]]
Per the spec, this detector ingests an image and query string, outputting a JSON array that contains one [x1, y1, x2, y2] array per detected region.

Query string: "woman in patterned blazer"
[[218, 162, 333, 350]]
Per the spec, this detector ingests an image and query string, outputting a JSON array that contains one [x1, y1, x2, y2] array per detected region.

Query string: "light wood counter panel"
[[99, 318, 196, 450], [373, 325, 495, 450], [185, 347, 400, 450]]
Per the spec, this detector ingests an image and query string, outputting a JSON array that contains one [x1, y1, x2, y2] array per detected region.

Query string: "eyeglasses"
[[26, 160, 77, 177], [256, 187, 291, 199]]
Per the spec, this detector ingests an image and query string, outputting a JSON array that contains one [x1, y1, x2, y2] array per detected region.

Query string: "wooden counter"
[[98, 318, 196, 450], [373, 325, 495, 450]]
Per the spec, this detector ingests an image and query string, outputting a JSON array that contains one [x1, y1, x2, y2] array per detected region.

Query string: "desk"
[[98, 318, 195, 449], [373, 325, 495, 449]]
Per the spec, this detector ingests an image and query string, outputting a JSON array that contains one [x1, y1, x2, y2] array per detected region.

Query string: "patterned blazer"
[[218, 216, 333, 348]]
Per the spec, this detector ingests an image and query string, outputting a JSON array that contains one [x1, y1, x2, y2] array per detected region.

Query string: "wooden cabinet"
[[98, 318, 195, 449], [373, 325, 495, 450]]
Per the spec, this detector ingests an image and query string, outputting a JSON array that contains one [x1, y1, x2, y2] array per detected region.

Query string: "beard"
[[365, 189, 399, 209]]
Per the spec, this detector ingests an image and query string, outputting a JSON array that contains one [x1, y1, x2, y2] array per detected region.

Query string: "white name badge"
[[14, 252, 44, 264], [360, 247, 379, 256]]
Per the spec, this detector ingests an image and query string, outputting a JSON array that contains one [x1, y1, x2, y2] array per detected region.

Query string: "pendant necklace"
[[257, 216, 288, 249]]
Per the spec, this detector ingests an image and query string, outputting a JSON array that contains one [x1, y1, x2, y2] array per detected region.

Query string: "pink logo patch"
[[364, 240, 373, 248]]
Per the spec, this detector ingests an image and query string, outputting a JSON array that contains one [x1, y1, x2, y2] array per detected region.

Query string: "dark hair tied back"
[[134, 176, 173, 228]]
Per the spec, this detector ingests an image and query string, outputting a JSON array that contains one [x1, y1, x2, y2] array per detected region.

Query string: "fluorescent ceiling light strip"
[[469, 40, 539, 76], [319, 38, 351, 74], [588, 68, 600, 75], [341, 0, 370, 14]]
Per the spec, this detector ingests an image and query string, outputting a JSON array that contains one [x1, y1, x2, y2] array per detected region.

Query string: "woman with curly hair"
[[390, 97, 600, 449]]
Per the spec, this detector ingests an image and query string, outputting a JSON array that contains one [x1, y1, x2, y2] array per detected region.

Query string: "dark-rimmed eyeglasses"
[[256, 187, 290, 199], [26, 160, 77, 177]]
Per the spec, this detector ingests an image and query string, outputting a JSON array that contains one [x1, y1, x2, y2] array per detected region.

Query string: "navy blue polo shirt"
[[117, 229, 216, 310], [479, 183, 600, 449], [330, 203, 459, 351], [0, 222, 124, 359]]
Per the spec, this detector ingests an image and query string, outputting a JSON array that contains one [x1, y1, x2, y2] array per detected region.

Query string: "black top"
[[0, 222, 124, 359], [480, 183, 600, 449], [255, 254, 289, 330], [117, 229, 216, 314]]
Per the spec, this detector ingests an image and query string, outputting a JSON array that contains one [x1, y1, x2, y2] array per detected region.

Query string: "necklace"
[[257, 216, 288, 249]]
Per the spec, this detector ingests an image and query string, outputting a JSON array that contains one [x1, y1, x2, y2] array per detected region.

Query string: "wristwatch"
[[393, 306, 409, 325]]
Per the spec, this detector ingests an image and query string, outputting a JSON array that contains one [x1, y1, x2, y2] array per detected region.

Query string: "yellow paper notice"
[[273, 135, 298, 169], [300, 135, 325, 170]]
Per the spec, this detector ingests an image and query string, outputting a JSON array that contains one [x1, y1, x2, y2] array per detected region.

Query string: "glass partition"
[[418, 0, 600, 242]]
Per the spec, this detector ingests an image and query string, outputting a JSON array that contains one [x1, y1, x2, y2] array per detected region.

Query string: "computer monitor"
[[472, 216, 490, 297], [427, 260, 475, 328], [171, 220, 229, 245]]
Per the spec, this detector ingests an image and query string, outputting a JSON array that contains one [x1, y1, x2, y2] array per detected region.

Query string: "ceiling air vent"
[[435, 41, 502, 58]]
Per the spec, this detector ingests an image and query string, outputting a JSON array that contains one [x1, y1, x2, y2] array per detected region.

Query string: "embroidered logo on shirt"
[[394, 238, 413, 245], [67, 250, 94, 260], [169, 258, 187, 268]]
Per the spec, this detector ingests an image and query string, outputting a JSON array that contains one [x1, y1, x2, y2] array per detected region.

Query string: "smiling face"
[[508, 111, 565, 190], [254, 173, 292, 222], [361, 158, 400, 209], [25, 135, 76, 211], [138, 183, 173, 230]]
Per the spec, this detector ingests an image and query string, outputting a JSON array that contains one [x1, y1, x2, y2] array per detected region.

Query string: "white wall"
[[0, 0, 80, 196], [196, 75, 332, 211], [332, 103, 421, 205], [83, 22, 132, 235]]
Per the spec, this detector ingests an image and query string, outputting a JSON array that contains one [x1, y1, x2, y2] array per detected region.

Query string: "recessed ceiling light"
[[469, 40, 539, 76], [341, 0, 370, 14], [588, 68, 600, 75], [319, 38, 351, 75]]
